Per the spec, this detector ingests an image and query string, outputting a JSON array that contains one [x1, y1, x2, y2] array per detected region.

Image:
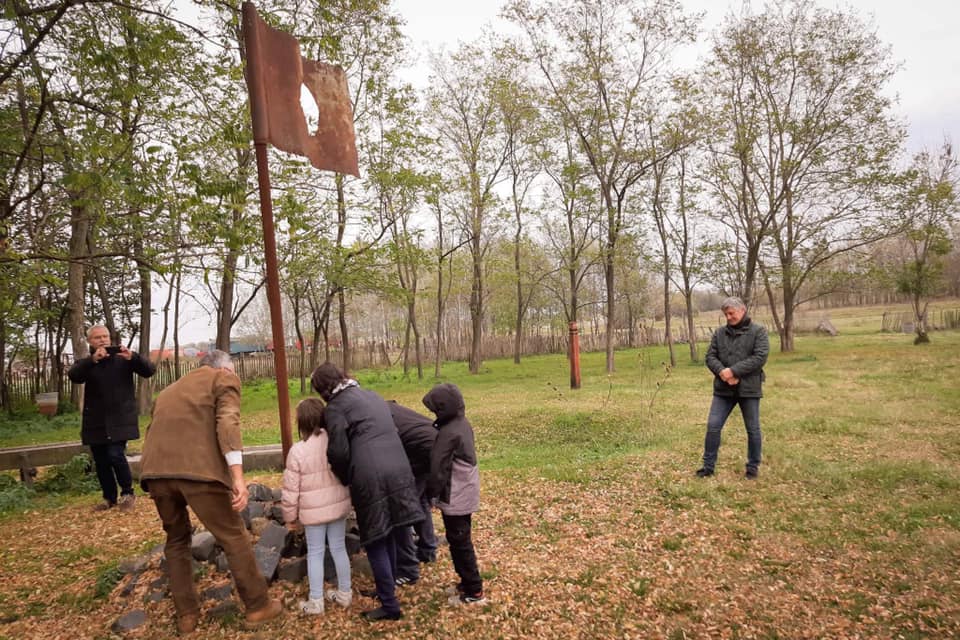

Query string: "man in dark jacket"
[[389, 401, 439, 585], [67, 325, 155, 512], [312, 363, 423, 622], [698, 297, 770, 479], [423, 383, 486, 606]]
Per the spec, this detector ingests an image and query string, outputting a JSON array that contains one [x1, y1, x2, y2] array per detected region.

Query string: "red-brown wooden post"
[[569, 321, 581, 390]]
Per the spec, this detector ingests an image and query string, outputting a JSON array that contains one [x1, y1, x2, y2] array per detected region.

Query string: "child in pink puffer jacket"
[[282, 398, 353, 615]]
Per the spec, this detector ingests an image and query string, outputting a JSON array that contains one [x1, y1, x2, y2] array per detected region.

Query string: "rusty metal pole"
[[243, 2, 293, 463], [569, 321, 581, 389], [253, 144, 293, 463]]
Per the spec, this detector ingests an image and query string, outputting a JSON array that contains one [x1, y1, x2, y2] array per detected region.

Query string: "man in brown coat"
[[139, 350, 282, 634]]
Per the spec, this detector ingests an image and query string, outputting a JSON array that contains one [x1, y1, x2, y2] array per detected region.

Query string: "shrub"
[[35, 454, 99, 496], [0, 472, 35, 515]]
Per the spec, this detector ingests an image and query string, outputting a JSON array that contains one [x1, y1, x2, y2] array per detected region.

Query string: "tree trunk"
[[67, 200, 90, 408], [173, 269, 182, 380], [216, 247, 237, 352], [663, 268, 676, 368], [684, 290, 698, 362], [604, 256, 616, 373], [338, 288, 350, 372], [136, 237, 153, 415], [468, 232, 483, 375]]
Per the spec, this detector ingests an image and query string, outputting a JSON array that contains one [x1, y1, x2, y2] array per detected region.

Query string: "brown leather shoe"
[[177, 613, 199, 635], [92, 500, 114, 512], [245, 599, 283, 627], [118, 494, 136, 513]]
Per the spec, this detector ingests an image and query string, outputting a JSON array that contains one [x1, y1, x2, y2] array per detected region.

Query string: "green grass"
[[3, 315, 960, 561]]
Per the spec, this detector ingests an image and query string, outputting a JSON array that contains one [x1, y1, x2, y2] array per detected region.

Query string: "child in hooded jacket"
[[282, 398, 353, 615], [422, 383, 487, 606]]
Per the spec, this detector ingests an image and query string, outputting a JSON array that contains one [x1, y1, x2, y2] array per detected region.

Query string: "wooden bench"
[[1, 442, 284, 487], [0, 442, 89, 486]]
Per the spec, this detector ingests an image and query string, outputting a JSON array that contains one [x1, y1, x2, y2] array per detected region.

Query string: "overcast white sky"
[[155, 0, 959, 347], [394, 0, 959, 152]]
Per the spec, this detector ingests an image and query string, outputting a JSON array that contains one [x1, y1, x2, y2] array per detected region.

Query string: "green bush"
[[35, 454, 99, 495], [0, 472, 35, 515], [93, 560, 123, 599]]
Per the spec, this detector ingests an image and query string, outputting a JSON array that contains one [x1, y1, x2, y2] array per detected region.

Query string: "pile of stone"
[[110, 483, 366, 633]]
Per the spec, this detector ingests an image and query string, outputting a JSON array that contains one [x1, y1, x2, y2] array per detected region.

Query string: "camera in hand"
[[105, 345, 122, 355]]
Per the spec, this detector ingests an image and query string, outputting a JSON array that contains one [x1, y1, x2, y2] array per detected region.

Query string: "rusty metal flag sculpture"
[[242, 3, 359, 176], [241, 2, 360, 462]]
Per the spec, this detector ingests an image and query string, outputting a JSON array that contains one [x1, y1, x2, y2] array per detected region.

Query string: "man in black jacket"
[[68, 325, 156, 512], [389, 401, 439, 585], [698, 297, 769, 479]]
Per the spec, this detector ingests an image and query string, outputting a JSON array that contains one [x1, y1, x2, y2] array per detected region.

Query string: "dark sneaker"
[[745, 468, 759, 480], [395, 575, 418, 587], [695, 468, 714, 478], [361, 607, 402, 621], [448, 591, 487, 607], [417, 550, 437, 563], [358, 588, 379, 599], [92, 500, 115, 512]]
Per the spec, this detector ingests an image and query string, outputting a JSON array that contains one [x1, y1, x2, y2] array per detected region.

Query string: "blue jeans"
[[702, 395, 762, 472], [304, 519, 351, 600], [89, 441, 133, 504]]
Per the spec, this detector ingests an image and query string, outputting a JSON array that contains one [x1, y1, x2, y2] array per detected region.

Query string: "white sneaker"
[[299, 598, 324, 615], [324, 589, 352, 608]]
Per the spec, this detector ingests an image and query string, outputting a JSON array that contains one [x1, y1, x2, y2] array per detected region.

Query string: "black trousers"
[[89, 441, 133, 504], [442, 512, 482, 596]]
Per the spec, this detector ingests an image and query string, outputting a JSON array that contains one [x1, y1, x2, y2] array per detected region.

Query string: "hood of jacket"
[[422, 383, 465, 426]]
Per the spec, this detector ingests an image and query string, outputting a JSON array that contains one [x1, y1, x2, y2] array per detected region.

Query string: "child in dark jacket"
[[422, 383, 486, 606]]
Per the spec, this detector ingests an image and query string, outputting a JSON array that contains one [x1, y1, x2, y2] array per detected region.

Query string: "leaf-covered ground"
[[2, 327, 959, 639], [1, 460, 957, 639]]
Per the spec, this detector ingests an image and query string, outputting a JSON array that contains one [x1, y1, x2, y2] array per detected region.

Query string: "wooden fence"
[[12, 306, 956, 407]]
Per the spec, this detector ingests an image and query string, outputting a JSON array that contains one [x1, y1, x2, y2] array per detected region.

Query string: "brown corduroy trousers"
[[147, 478, 269, 617]]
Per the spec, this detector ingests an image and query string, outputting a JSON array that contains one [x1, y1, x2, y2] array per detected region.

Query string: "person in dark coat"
[[311, 363, 423, 622], [423, 383, 486, 607], [67, 325, 155, 512], [697, 296, 770, 479], [388, 401, 439, 585]]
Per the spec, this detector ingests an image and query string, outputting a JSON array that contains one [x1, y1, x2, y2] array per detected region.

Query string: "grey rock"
[[119, 572, 141, 598], [144, 590, 166, 603], [351, 554, 373, 579], [111, 609, 147, 633], [215, 551, 230, 573], [250, 517, 271, 537], [271, 487, 282, 501], [118, 554, 150, 575], [247, 501, 267, 519], [270, 504, 284, 523], [276, 556, 308, 583], [148, 576, 168, 591], [191, 531, 217, 562], [345, 532, 362, 557], [201, 583, 234, 601], [207, 600, 241, 622], [254, 545, 281, 581], [257, 521, 290, 553], [248, 483, 274, 502]]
